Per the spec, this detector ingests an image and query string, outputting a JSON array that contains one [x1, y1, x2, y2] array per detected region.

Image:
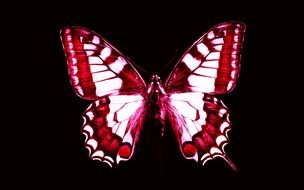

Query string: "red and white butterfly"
[[60, 22, 245, 171]]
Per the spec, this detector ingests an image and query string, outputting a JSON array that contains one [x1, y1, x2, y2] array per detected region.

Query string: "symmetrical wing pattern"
[[61, 22, 245, 170], [60, 27, 145, 100], [166, 22, 245, 95]]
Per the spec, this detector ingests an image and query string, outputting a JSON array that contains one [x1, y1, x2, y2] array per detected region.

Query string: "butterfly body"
[[61, 22, 245, 170], [146, 75, 167, 136]]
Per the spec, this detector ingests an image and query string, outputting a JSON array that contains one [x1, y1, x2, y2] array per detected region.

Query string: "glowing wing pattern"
[[61, 22, 245, 170], [61, 27, 146, 166], [165, 22, 245, 95], [166, 22, 245, 170]]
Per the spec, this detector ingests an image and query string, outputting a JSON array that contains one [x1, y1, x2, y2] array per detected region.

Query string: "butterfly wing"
[[61, 26, 146, 166], [165, 22, 245, 170]]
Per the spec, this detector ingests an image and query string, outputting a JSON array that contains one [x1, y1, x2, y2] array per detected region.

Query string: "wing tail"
[[168, 92, 237, 170]]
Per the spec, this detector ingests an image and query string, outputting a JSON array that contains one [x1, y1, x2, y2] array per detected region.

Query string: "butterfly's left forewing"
[[61, 27, 146, 166], [165, 22, 245, 170]]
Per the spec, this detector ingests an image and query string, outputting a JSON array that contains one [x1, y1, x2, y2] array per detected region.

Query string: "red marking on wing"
[[118, 144, 132, 158], [167, 92, 236, 170], [81, 95, 145, 166], [165, 22, 245, 95], [60, 26, 146, 100]]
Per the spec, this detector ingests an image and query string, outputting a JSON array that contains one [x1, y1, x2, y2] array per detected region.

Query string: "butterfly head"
[[151, 75, 161, 86], [147, 75, 166, 96]]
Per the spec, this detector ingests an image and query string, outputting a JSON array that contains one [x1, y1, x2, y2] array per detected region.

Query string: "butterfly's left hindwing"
[[61, 27, 146, 166], [82, 95, 146, 166]]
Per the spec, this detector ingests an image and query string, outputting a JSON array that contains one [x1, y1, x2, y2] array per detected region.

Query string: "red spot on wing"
[[118, 144, 132, 158], [183, 143, 197, 157]]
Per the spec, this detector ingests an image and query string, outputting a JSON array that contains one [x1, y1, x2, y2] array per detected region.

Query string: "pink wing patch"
[[167, 92, 236, 170], [165, 22, 245, 95], [60, 26, 146, 100], [81, 95, 145, 167]]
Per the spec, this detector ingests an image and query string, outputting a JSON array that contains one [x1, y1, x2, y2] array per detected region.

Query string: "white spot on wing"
[[194, 67, 217, 78], [197, 43, 209, 56], [83, 125, 94, 137], [104, 156, 114, 163], [86, 51, 95, 56], [71, 66, 78, 74], [100, 47, 111, 60], [234, 35, 239, 42], [188, 75, 215, 92], [75, 86, 84, 96], [84, 44, 97, 50], [91, 150, 104, 158], [227, 81, 233, 91], [87, 139, 98, 150], [73, 76, 79, 85], [116, 101, 142, 122], [216, 135, 227, 146], [210, 147, 222, 155], [90, 65, 107, 73], [206, 52, 220, 60], [95, 78, 122, 96], [72, 58, 77, 64], [212, 38, 224, 44], [92, 36, 100, 44], [182, 54, 201, 71], [203, 61, 219, 68], [109, 57, 127, 73], [231, 60, 237, 68], [89, 56, 103, 64], [207, 31, 215, 39], [231, 70, 236, 79], [86, 111, 94, 120], [220, 121, 230, 133], [92, 71, 115, 82], [214, 45, 223, 51], [201, 153, 210, 161]]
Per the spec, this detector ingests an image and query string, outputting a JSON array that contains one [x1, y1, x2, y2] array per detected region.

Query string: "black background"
[[10, 1, 298, 189]]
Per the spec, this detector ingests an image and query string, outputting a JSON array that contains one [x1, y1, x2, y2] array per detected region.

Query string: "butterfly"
[[60, 21, 245, 171]]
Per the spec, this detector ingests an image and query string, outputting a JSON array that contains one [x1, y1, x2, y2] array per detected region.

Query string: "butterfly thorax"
[[147, 75, 167, 136]]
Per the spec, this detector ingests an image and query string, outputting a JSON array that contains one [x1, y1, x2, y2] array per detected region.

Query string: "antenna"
[[159, 49, 180, 75]]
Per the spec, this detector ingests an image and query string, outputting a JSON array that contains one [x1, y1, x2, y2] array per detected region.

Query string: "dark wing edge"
[[60, 26, 146, 100], [165, 21, 246, 95]]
